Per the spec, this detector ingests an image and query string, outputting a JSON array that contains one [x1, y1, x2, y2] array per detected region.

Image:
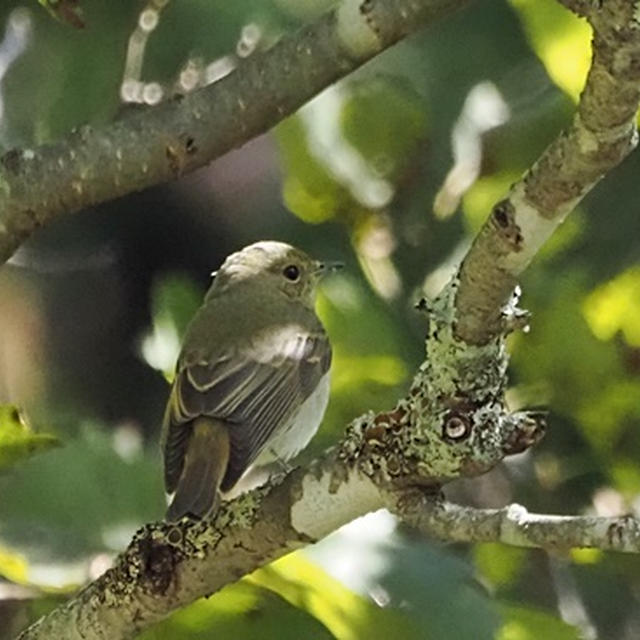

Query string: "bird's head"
[[211, 241, 342, 308]]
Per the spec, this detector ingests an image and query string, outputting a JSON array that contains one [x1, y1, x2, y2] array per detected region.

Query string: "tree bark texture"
[[14, 0, 640, 638]]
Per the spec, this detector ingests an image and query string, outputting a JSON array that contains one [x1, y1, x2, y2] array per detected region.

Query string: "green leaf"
[[311, 277, 413, 452], [377, 540, 501, 640], [0, 424, 164, 585], [250, 553, 423, 640], [140, 579, 333, 640], [276, 115, 350, 224], [508, 0, 591, 101], [140, 272, 205, 380], [474, 543, 527, 588], [583, 266, 640, 347], [0, 405, 60, 471], [497, 604, 580, 640], [0, 543, 29, 584], [340, 76, 428, 181]]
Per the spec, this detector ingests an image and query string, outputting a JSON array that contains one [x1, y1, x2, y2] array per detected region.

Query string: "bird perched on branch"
[[162, 241, 340, 521]]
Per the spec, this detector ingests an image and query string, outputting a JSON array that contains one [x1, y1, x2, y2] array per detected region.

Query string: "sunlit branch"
[[0, 0, 470, 265], [17, 459, 640, 639], [453, 0, 640, 344], [13, 1, 640, 638], [406, 500, 640, 553], [16, 454, 393, 640]]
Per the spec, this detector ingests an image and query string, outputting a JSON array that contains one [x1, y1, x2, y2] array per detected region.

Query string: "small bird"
[[162, 241, 339, 521]]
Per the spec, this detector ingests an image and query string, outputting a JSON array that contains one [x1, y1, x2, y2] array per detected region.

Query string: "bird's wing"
[[162, 324, 331, 493]]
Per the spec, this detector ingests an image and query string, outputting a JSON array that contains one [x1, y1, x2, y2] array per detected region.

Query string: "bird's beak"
[[314, 260, 344, 276]]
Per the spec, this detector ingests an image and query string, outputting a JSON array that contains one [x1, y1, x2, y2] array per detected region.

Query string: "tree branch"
[[0, 0, 470, 265], [13, 0, 640, 638], [555, 0, 597, 19], [16, 452, 393, 640], [404, 500, 640, 552], [453, 0, 640, 344], [16, 452, 640, 640]]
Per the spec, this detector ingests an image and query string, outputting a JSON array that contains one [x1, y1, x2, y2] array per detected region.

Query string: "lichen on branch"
[[0, 0, 470, 265], [454, 0, 640, 345], [14, 0, 640, 638]]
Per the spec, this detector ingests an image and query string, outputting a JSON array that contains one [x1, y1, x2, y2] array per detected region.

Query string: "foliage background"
[[0, 0, 639, 638]]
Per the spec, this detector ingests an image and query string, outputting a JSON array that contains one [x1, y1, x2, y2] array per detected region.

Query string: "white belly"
[[255, 373, 330, 465]]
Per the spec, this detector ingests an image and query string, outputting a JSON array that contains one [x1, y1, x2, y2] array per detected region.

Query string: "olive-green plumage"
[[162, 241, 337, 521]]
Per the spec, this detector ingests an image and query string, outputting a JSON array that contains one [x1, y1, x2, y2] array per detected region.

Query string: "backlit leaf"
[[0, 405, 59, 471], [509, 0, 591, 101]]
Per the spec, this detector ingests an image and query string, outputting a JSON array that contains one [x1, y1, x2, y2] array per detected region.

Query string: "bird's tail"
[[166, 417, 230, 521]]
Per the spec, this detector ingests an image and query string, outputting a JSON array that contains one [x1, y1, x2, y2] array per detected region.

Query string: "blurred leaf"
[[276, 115, 349, 224], [250, 553, 423, 640], [140, 272, 204, 380], [0, 423, 164, 586], [37, 0, 85, 28], [2, 2, 138, 145], [0, 543, 29, 583], [311, 276, 414, 451], [474, 543, 527, 589], [305, 513, 505, 640], [3, 593, 66, 640], [570, 548, 602, 565], [152, 272, 204, 339], [509, 0, 591, 101], [577, 379, 640, 459], [583, 266, 640, 347], [512, 273, 622, 415], [0, 405, 59, 471], [143, 0, 287, 84], [331, 354, 406, 391], [610, 459, 640, 495], [318, 275, 412, 370], [277, 77, 422, 226], [140, 579, 332, 640], [497, 604, 580, 640], [340, 76, 427, 181], [511, 271, 640, 496], [378, 539, 501, 640]]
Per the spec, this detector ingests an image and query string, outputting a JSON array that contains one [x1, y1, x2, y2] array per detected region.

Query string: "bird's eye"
[[283, 264, 300, 281]]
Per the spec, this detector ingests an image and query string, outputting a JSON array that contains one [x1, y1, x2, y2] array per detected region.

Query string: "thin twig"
[[0, 0, 470, 264], [406, 500, 640, 553]]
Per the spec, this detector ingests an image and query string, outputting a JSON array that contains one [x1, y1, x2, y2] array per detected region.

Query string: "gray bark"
[[15, 0, 640, 638]]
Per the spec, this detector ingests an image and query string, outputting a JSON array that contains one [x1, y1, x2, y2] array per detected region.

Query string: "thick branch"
[[404, 500, 640, 552], [454, 0, 640, 344], [17, 452, 392, 640], [0, 0, 469, 264], [17, 452, 640, 640], [13, 1, 640, 638]]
